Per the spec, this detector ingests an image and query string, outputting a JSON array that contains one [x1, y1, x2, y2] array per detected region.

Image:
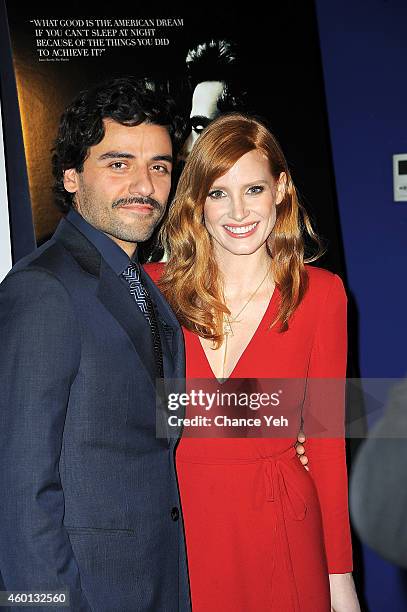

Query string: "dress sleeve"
[[305, 273, 353, 573]]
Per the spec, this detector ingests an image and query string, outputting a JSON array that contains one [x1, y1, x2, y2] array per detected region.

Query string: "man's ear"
[[63, 168, 79, 194], [275, 172, 287, 206]]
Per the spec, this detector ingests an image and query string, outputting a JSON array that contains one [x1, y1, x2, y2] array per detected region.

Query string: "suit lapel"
[[141, 268, 185, 379], [141, 268, 186, 444], [56, 219, 157, 387], [56, 219, 185, 443], [97, 259, 156, 385], [54, 218, 101, 276]]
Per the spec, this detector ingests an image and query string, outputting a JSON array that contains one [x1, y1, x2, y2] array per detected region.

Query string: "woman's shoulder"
[[143, 261, 165, 283], [304, 264, 346, 302]]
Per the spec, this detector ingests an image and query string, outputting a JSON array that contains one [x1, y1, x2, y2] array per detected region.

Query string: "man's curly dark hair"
[[185, 40, 247, 114], [52, 76, 185, 213]]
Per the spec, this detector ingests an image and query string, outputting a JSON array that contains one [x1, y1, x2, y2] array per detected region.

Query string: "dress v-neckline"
[[196, 287, 279, 383]]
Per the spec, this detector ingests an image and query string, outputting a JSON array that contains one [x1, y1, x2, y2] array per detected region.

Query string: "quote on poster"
[[30, 18, 184, 61]]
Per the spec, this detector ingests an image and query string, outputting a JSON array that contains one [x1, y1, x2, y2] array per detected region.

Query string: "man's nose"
[[128, 166, 154, 197]]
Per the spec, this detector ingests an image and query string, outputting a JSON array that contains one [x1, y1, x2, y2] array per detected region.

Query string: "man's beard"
[[76, 184, 166, 244]]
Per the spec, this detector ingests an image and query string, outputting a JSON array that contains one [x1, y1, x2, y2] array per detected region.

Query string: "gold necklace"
[[221, 266, 271, 380], [223, 265, 271, 336]]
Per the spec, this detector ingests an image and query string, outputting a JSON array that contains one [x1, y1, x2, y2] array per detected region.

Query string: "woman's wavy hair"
[[159, 113, 323, 345]]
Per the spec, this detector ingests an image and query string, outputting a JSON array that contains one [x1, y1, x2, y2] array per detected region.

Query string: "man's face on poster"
[[63, 119, 173, 255], [184, 80, 225, 155]]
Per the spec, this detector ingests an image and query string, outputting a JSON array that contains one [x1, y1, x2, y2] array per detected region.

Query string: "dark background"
[[5, 0, 345, 276]]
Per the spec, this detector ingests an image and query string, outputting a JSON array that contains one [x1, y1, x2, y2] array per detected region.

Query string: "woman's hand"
[[329, 573, 360, 612], [295, 430, 309, 470]]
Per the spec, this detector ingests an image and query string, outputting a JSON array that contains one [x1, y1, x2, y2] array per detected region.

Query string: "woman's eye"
[[247, 185, 264, 194], [208, 189, 226, 200]]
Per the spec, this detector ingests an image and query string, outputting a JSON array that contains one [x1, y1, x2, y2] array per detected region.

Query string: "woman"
[[146, 113, 360, 611]]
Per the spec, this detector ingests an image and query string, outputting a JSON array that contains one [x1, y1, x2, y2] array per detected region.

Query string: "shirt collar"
[[66, 209, 138, 275]]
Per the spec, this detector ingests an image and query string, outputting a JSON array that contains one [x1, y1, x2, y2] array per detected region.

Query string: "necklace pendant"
[[223, 317, 234, 336]]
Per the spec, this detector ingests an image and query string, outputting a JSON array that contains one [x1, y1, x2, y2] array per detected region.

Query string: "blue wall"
[[315, 1, 407, 610]]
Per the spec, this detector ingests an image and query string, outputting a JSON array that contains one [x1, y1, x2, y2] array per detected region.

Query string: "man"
[[182, 39, 247, 156], [0, 77, 190, 611], [350, 377, 407, 568]]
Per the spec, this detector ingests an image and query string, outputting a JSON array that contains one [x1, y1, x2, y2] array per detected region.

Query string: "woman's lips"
[[223, 221, 259, 238]]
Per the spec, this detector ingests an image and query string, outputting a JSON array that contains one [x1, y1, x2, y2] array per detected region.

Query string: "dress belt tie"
[[258, 445, 307, 611], [262, 446, 307, 521]]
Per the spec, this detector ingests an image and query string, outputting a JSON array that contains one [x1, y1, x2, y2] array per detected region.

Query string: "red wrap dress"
[[145, 263, 353, 611]]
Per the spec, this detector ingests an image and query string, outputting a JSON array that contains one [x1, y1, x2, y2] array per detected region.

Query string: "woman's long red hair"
[[159, 113, 323, 345]]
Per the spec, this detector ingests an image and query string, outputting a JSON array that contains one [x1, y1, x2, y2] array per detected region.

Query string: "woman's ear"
[[275, 172, 287, 205]]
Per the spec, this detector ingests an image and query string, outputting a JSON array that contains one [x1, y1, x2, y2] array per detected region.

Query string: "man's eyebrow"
[[98, 152, 135, 160], [152, 155, 173, 164], [190, 115, 211, 125], [97, 152, 173, 164]]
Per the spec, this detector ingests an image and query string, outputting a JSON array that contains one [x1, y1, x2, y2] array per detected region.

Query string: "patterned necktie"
[[122, 262, 164, 378]]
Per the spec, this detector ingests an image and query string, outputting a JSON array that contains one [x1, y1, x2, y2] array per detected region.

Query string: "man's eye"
[[247, 185, 264, 194], [193, 124, 205, 135], [152, 164, 170, 174], [191, 117, 210, 135], [208, 189, 225, 199], [110, 162, 127, 170]]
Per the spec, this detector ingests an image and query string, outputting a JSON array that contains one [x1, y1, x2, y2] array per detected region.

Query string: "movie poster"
[[3, 0, 345, 272]]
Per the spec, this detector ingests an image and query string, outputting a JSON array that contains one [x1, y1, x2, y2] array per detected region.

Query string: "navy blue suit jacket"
[[0, 219, 190, 611]]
